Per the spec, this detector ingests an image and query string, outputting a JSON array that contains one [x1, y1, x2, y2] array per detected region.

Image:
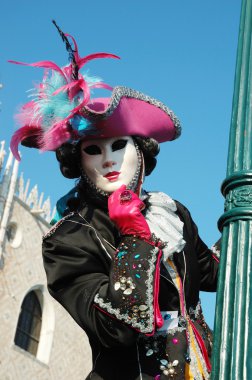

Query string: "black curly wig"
[[56, 136, 160, 179]]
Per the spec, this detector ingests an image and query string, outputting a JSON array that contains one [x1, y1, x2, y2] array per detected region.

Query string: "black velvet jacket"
[[42, 197, 219, 380]]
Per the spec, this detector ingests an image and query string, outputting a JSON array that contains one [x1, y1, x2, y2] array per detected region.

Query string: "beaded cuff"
[[94, 235, 163, 334]]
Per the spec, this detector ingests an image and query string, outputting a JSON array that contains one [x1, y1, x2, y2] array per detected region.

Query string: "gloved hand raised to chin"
[[108, 185, 151, 240]]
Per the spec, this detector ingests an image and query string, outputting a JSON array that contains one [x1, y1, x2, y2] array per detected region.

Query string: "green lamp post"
[[211, 0, 252, 378]]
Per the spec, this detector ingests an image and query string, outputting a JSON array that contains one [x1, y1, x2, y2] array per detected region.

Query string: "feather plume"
[[40, 121, 72, 151], [78, 53, 120, 69], [10, 125, 42, 160], [9, 24, 120, 156], [8, 60, 66, 78], [52, 20, 79, 79]]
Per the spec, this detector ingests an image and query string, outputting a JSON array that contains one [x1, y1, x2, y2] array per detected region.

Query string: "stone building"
[[0, 142, 92, 380]]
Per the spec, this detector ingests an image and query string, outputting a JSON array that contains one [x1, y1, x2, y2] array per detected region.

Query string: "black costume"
[[42, 192, 219, 380], [9, 25, 219, 380]]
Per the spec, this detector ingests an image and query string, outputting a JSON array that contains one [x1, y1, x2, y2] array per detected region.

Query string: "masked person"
[[10, 25, 219, 380]]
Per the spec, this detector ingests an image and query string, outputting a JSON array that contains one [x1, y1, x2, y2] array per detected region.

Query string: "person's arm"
[[43, 203, 163, 348], [43, 232, 137, 348], [176, 201, 219, 291], [193, 222, 219, 291], [94, 186, 164, 333], [94, 235, 163, 332]]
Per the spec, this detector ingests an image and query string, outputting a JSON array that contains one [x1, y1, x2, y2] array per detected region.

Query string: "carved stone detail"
[[17, 172, 25, 201], [26, 185, 39, 210], [42, 197, 52, 222], [16, 174, 54, 223]]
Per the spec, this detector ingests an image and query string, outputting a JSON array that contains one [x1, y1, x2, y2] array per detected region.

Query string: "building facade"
[[0, 142, 92, 380]]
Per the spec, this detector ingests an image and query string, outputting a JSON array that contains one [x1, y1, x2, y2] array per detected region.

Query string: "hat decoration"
[[9, 21, 119, 160], [10, 22, 181, 161]]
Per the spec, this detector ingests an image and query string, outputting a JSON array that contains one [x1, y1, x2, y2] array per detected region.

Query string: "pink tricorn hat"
[[11, 86, 181, 158], [9, 28, 181, 160]]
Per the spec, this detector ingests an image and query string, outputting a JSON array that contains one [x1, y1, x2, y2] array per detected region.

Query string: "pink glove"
[[108, 185, 151, 240]]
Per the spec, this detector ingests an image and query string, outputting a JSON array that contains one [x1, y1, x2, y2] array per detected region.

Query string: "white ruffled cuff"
[[145, 192, 186, 261]]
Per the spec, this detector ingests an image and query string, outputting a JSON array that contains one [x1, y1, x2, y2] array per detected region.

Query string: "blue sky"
[[0, 0, 241, 327]]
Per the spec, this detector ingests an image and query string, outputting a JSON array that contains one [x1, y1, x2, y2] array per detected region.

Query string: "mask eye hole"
[[112, 139, 128, 152], [83, 145, 101, 155]]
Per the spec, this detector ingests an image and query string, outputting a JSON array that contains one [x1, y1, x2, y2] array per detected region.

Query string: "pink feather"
[[78, 53, 120, 70], [89, 83, 113, 91], [67, 79, 91, 114], [52, 81, 113, 131], [8, 60, 66, 79], [14, 100, 40, 127], [41, 122, 72, 151], [53, 81, 112, 100], [10, 125, 42, 161], [62, 65, 73, 78], [9, 35, 120, 155], [65, 34, 81, 62], [52, 79, 82, 97], [51, 78, 91, 124], [63, 34, 120, 69]]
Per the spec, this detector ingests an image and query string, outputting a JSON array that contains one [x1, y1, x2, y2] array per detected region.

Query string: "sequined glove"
[[108, 185, 151, 240]]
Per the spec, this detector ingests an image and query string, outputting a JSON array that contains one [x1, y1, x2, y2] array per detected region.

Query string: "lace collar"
[[145, 192, 186, 260]]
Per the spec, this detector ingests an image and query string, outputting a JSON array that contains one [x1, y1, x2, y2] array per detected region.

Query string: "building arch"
[[14, 289, 42, 356], [14, 285, 55, 364]]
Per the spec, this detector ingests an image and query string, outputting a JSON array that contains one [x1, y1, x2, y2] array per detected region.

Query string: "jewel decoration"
[[114, 282, 120, 291], [160, 359, 168, 366], [172, 338, 179, 345], [164, 313, 171, 320], [139, 305, 148, 311], [114, 276, 136, 295], [159, 359, 179, 378], [124, 288, 133, 295], [184, 353, 191, 363], [130, 303, 149, 323], [146, 349, 154, 356], [120, 190, 132, 204]]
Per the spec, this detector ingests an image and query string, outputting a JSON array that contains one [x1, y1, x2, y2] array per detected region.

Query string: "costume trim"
[[166, 259, 211, 379], [187, 323, 210, 380], [94, 236, 162, 334], [43, 211, 76, 239]]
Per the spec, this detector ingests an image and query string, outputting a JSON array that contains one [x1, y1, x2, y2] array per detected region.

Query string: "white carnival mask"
[[80, 136, 140, 193]]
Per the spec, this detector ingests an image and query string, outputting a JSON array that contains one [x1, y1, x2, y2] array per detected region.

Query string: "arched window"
[[6, 221, 22, 248], [6, 222, 17, 243], [14, 290, 42, 356]]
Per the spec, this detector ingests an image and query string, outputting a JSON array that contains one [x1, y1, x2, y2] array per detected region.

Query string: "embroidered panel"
[[94, 236, 161, 334]]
